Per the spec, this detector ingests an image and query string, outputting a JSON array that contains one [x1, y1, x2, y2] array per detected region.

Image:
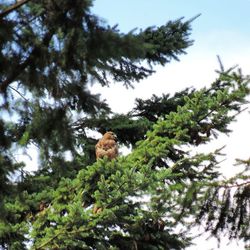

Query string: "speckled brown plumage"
[[95, 131, 118, 160]]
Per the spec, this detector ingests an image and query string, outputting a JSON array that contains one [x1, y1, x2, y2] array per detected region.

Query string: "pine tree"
[[0, 1, 249, 249]]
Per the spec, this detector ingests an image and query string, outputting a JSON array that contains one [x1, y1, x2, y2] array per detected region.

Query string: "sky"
[[89, 1, 250, 249]]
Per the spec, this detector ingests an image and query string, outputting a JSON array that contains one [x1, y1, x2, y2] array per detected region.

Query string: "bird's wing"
[[95, 138, 118, 159]]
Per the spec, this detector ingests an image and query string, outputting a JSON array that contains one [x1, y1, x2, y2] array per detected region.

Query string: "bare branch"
[[0, 0, 31, 19], [220, 180, 250, 189], [9, 85, 29, 101]]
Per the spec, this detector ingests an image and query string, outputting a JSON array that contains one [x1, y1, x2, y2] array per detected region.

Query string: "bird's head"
[[103, 131, 117, 141]]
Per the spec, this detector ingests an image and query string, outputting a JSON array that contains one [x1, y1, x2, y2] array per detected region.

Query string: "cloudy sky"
[[90, 1, 250, 249]]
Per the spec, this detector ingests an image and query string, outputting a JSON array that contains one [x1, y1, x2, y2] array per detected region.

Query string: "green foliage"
[[0, 1, 249, 249], [18, 68, 250, 249]]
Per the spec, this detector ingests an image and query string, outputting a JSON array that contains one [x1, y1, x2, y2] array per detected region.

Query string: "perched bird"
[[95, 131, 118, 160]]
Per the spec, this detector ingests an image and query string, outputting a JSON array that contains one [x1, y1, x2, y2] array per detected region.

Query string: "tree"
[[0, 1, 249, 249]]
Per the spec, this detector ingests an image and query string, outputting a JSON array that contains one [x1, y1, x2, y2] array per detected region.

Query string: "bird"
[[95, 131, 118, 160]]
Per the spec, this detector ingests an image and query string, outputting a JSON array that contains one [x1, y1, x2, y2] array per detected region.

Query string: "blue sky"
[[89, 1, 250, 250], [92, 0, 250, 68], [90, 0, 250, 111], [92, 0, 250, 40]]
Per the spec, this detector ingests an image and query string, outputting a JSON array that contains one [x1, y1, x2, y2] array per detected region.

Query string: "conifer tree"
[[0, 1, 249, 249]]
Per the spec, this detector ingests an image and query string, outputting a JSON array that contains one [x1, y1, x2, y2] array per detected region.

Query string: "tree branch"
[[0, 0, 31, 19], [220, 180, 250, 189], [35, 229, 65, 250], [9, 85, 29, 101], [0, 30, 54, 94]]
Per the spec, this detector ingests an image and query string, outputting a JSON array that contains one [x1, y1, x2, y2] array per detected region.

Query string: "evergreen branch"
[[197, 99, 247, 128], [34, 219, 95, 249], [196, 100, 227, 124], [0, 30, 54, 94], [35, 228, 66, 250], [105, 165, 138, 209], [0, 58, 29, 94], [0, 0, 30, 19]]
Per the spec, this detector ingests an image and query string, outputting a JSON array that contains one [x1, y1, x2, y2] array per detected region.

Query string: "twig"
[[9, 85, 29, 101], [231, 106, 248, 119], [219, 180, 250, 189], [0, 0, 30, 19]]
